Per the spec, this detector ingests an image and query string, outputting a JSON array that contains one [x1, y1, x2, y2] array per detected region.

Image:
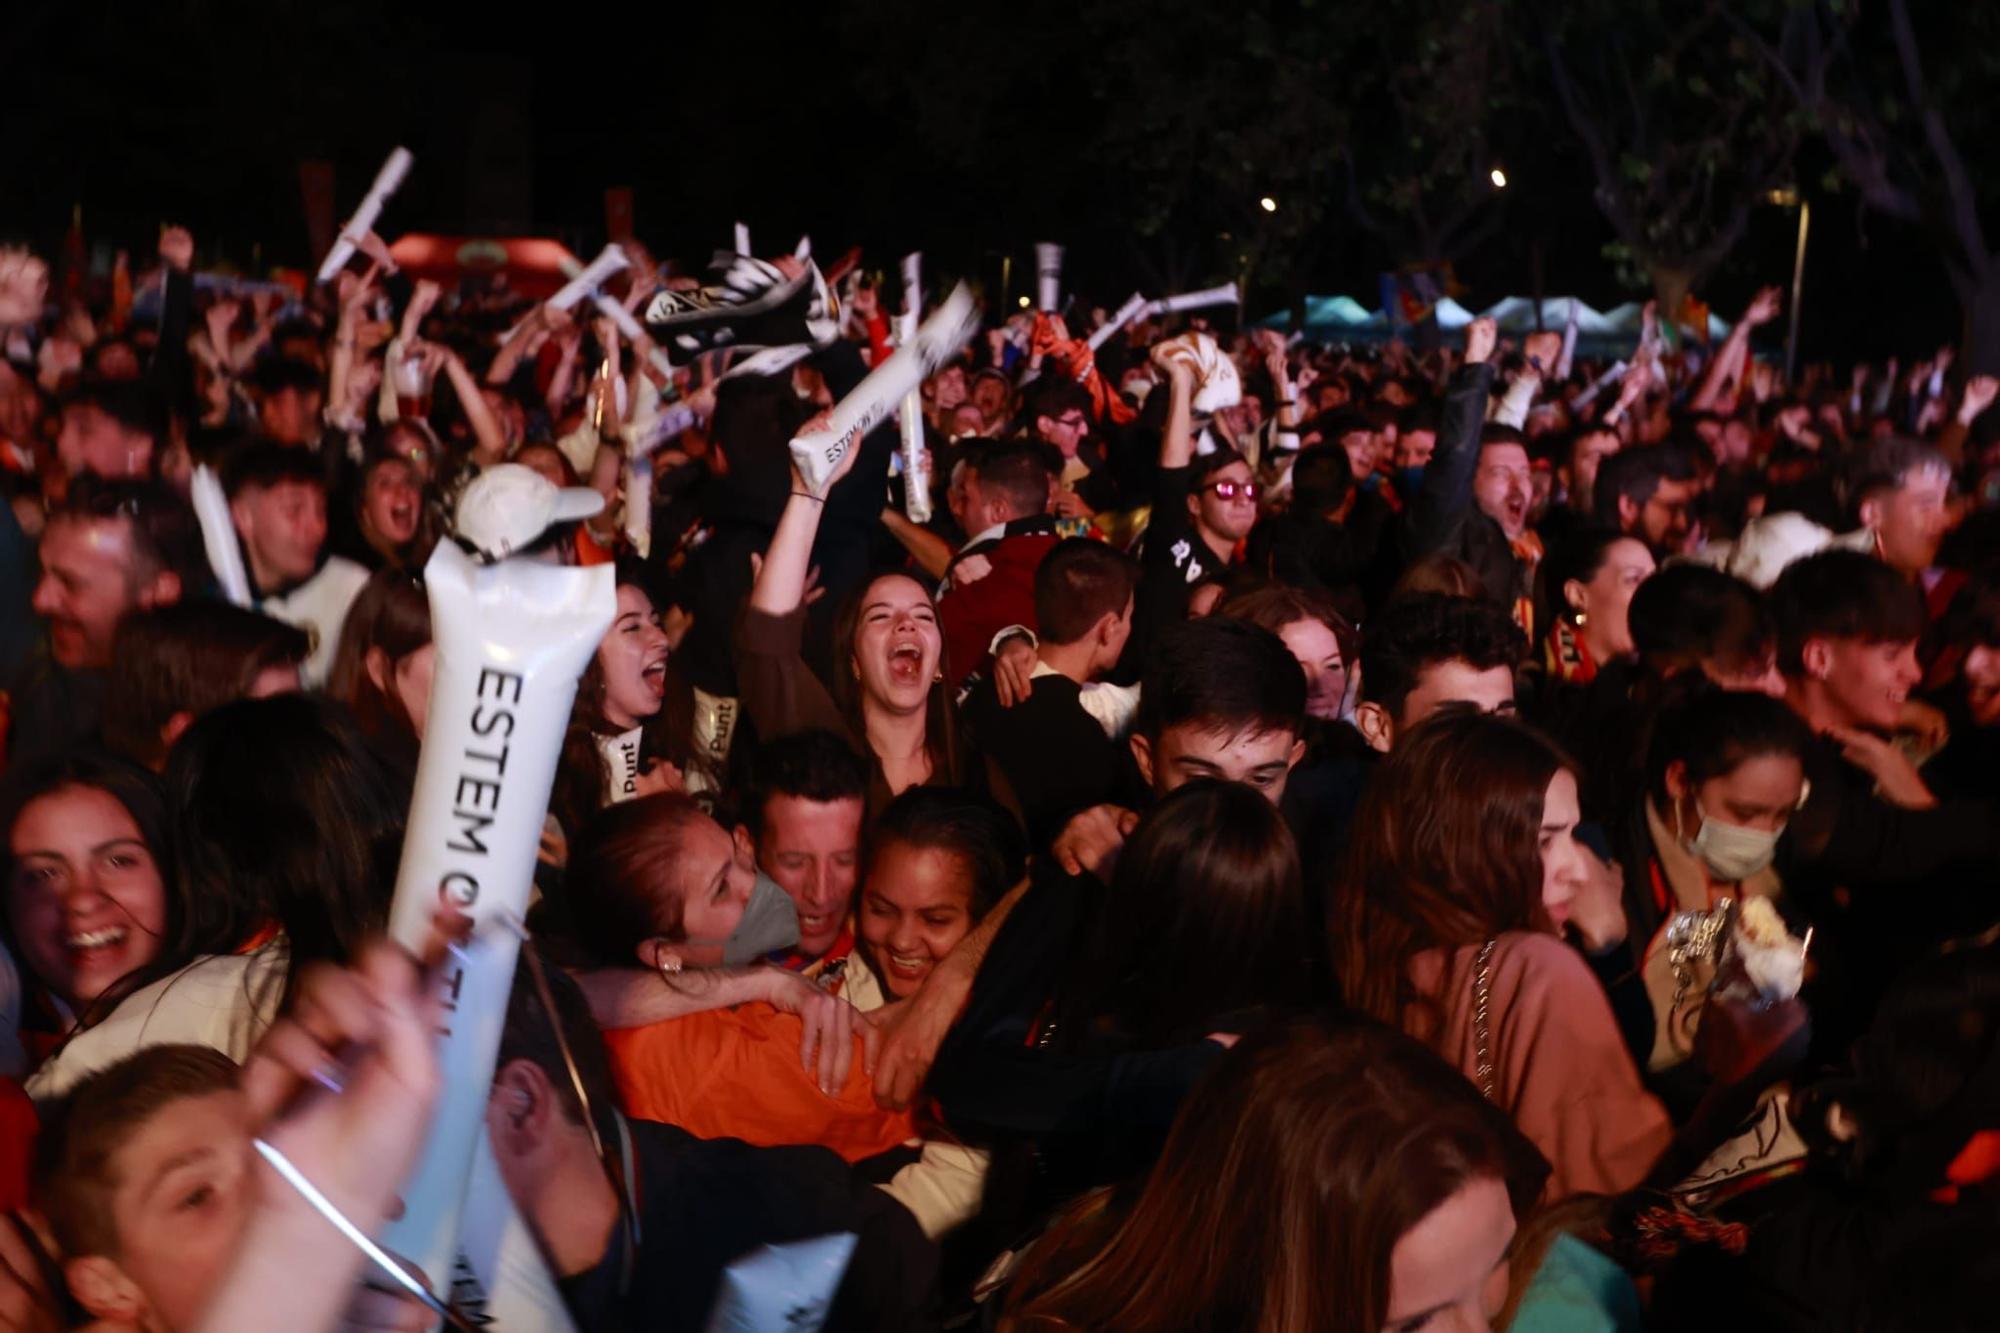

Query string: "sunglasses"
[[1206, 480, 1261, 501]]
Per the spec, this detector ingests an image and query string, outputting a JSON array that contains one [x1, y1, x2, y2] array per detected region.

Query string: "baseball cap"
[[453, 463, 604, 561]]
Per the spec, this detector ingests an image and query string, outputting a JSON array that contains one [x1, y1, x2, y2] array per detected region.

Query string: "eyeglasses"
[[1206, 480, 1261, 502]]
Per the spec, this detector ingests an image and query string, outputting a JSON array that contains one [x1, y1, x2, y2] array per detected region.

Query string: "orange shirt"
[[604, 1002, 915, 1164]]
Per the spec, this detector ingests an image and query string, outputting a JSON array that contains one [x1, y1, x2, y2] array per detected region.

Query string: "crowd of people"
[[3, 220, 2000, 1331]]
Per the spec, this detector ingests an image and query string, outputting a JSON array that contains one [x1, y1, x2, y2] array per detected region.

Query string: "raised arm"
[[1692, 286, 1779, 415], [1403, 316, 1497, 558]]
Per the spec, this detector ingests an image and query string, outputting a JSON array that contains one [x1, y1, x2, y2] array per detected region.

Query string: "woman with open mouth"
[[3, 751, 285, 1103], [738, 434, 968, 813], [548, 561, 684, 860]]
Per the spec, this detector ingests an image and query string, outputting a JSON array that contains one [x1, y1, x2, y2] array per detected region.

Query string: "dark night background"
[[1, 0, 1980, 364]]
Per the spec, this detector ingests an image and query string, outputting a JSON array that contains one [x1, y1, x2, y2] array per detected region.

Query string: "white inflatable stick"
[[317, 147, 413, 283]]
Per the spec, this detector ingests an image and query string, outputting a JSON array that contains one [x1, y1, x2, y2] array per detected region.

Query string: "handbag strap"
[[1473, 937, 1500, 1100]]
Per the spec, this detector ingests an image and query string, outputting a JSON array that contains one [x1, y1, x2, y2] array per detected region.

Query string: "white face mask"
[[1686, 803, 1783, 881]]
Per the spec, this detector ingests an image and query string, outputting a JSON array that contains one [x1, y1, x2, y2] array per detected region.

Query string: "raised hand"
[[158, 225, 194, 273], [1522, 330, 1562, 373], [1742, 285, 1782, 327], [1960, 374, 1999, 423], [1463, 316, 1498, 366]]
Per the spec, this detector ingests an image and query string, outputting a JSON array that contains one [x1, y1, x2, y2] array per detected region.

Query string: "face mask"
[[687, 871, 800, 965], [1686, 803, 1782, 881]]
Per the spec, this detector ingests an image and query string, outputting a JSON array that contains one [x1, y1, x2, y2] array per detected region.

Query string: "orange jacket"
[[604, 1002, 915, 1164]]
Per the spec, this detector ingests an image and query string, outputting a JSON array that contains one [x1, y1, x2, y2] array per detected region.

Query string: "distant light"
[[1259, 196, 1278, 213], [1489, 168, 1508, 189], [1017, 295, 1032, 308], [1766, 186, 1800, 207]]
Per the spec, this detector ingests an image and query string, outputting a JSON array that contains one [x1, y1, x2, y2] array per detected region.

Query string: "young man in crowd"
[[1592, 444, 1701, 559], [961, 539, 1143, 844], [224, 441, 370, 687], [734, 729, 870, 976], [1854, 436, 1956, 605], [11, 476, 201, 768], [98, 600, 309, 770], [936, 441, 1061, 689], [1017, 377, 1118, 520]]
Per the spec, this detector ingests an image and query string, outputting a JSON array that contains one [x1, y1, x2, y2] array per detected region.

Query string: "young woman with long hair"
[[1002, 1014, 1550, 1332], [1331, 707, 1672, 1197]]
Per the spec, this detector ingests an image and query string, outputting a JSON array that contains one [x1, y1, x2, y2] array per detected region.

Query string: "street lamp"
[[1259, 196, 1278, 213], [1766, 188, 1809, 384], [1489, 167, 1508, 189]]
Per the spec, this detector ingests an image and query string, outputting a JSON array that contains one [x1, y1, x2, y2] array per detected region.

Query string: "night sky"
[[1, 0, 1967, 362]]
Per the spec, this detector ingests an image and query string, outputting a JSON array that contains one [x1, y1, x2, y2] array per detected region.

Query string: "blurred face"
[[1474, 442, 1532, 540], [751, 794, 863, 959], [852, 574, 942, 716], [949, 404, 986, 440], [56, 404, 152, 480], [1566, 539, 1654, 660], [1571, 429, 1620, 506], [361, 458, 421, 547], [7, 784, 166, 1009], [1814, 636, 1921, 733], [1338, 430, 1379, 482], [1400, 661, 1517, 733], [1630, 478, 1697, 555], [385, 423, 436, 482], [596, 585, 670, 731], [1964, 644, 2000, 727], [1383, 1176, 1514, 1333], [1278, 617, 1349, 721], [257, 386, 322, 446], [1191, 459, 1258, 545], [1134, 722, 1304, 803], [1869, 467, 1952, 577], [661, 816, 757, 967], [78, 1089, 254, 1331], [930, 365, 967, 413], [859, 839, 978, 1000], [1395, 430, 1436, 470], [33, 517, 168, 669], [972, 376, 1009, 420], [231, 480, 327, 589], [1670, 752, 1807, 837], [1539, 769, 1586, 933], [1037, 407, 1090, 458], [514, 445, 569, 490], [369, 643, 435, 735]]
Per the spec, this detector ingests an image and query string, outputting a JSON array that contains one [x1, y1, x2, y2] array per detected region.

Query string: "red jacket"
[[939, 528, 1061, 688]]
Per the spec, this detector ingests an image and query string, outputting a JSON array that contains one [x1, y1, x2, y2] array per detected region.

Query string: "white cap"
[[453, 463, 604, 561]]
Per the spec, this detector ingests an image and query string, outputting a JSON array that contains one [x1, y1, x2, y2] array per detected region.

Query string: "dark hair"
[[1, 752, 180, 1025], [1794, 939, 2000, 1198], [1285, 443, 1355, 519], [562, 793, 714, 966], [1022, 377, 1093, 433], [1333, 709, 1571, 1037], [1592, 446, 1693, 527], [34, 1044, 241, 1259], [326, 569, 433, 751], [1769, 549, 1927, 675], [1003, 1014, 1549, 1332], [972, 440, 1055, 521], [868, 787, 1025, 923], [1645, 686, 1813, 810], [1392, 552, 1488, 602], [1035, 538, 1139, 645], [497, 949, 623, 1153], [1358, 594, 1525, 719], [1217, 582, 1359, 683], [1134, 617, 1305, 744], [100, 603, 308, 769], [830, 572, 964, 785], [1190, 444, 1251, 486], [247, 357, 323, 398], [1858, 436, 1950, 500], [1315, 408, 1373, 445], [1628, 564, 1774, 677], [1537, 526, 1637, 631], [1942, 564, 2000, 650], [222, 439, 327, 498], [1055, 781, 1311, 1046], [59, 377, 165, 448], [165, 695, 402, 999], [1398, 400, 1443, 436], [50, 475, 204, 587], [738, 729, 870, 839]]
